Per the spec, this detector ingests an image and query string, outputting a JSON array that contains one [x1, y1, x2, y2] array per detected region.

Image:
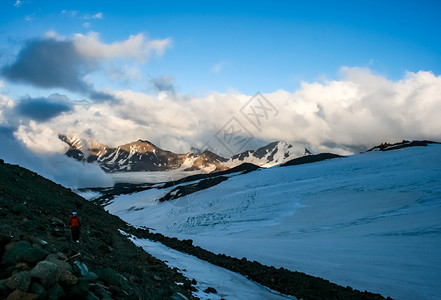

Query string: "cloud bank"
[[0, 126, 113, 189], [15, 94, 73, 122], [1, 67, 440, 157], [1, 32, 171, 100], [73, 32, 171, 61]]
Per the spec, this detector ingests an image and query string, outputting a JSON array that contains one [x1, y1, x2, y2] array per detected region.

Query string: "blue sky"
[[1, 0, 440, 98], [0, 0, 440, 158]]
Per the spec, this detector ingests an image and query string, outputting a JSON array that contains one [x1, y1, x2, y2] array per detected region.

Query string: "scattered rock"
[[6, 271, 31, 291], [50, 218, 65, 227], [0, 279, 9, 296], [74, 278, 90, 295], [59, 268, 78, 288], [204, 286, 217, 293], [0, 207, 8, 217], [29, 261, 61, 288], [96, 267, 123, 286], [10, 203, 27, 215], [89, 282, 112, 299], [29, 282, 47, 299], [14, 262, 30, 271], [20, 248, 49, 265], [102, 231, 113, 246], [2, 240, 32, 265], [83, 272, 98, 282], [47, 283, 65, 300], [87, 291, 100, 300], [0, 233, 13, 247], [172, 292, 190, 300], [46, 254, 72, 272], [6, 289, 38, 300]]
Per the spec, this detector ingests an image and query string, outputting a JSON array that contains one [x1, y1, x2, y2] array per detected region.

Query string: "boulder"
[[0, 207, 8, 217], [59, 268, 78, 288], [87, 291, 100, 300], [2, 240, 32, 265], [29, 282, 47, 299], [20, 248, 49, 265], [89, 283, 112, 300], [21, 235, 42, 246], [0, 233, 13, 249], [6, 289, 38, 300], [10, 203, 27, 215], [29, 261, 61, 288], [75, 278, 90, 295], [46, 254, 72, 272], [55, 252, 67, 261], [102, 231, 113, 246], [84, 272, 98, 282], [96, 267, 123, 286], [0, 279, 10, 297], [204, 286, 217, 294], [14, 262, 30, 271], [6, 271, 31, 291], [50, 218, 65, 227], [47, 283, 65, 300]]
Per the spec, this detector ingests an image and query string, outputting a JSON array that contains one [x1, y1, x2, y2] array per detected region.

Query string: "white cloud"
[[0, 94, 14, 124], [84, 12, 104, 20], [108, 65, 142, 82], [1, 67, 440, 157], [0, 94, 113, 188], [83, 22, 91, 28], [92, 12, 103, 19], [14, 0, 22, 7], [0, 127, 113, 188], [4, 31, 171, 100], [211, 61, 230, 73], [212, 62, 224, 73], [24, 14, 34, 21], [61, 10, 78, 17], [73, 32, 172, 62]]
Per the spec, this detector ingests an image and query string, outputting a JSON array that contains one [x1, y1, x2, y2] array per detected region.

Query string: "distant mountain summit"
[[59, 135, 310, 173], [227, 141, 311, 168], [367, 140, 440, 152]]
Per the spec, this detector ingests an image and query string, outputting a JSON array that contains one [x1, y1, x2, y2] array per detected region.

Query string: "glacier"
[[106, 144, 441, 299]]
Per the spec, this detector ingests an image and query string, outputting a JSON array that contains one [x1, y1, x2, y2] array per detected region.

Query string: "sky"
[[0, 0, 440, 184]]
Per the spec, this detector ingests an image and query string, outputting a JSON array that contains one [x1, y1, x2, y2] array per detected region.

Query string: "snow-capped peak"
[[226, 141, 311, 168], [60, 135, 311, 173]]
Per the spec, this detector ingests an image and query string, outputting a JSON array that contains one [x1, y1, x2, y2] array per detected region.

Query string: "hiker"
[[69, 212, 81, 242]]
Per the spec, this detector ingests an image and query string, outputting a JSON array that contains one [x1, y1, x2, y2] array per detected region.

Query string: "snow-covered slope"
[[106, 144, 441, 299], [130, 236, 296, 299]]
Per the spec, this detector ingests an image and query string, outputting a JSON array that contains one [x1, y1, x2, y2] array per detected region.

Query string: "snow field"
[[108, 145, 441, 299]]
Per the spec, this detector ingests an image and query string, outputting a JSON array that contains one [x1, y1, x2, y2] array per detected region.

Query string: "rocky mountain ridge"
[[59, 135, 310, 173]]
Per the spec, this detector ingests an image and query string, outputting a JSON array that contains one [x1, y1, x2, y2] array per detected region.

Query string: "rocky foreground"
[[0, 159, 195, 299]]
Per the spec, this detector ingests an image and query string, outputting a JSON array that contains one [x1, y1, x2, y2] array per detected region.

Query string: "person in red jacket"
[[69, 212, 81, 243]]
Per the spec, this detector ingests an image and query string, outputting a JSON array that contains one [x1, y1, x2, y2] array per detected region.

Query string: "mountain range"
[[59, 135, 311, 173]]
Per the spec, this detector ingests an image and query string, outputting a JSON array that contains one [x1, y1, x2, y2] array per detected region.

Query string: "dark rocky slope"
[[281, 153, 343, 167], [0, 159, 195, 299], [367, 140, 440, 152]]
